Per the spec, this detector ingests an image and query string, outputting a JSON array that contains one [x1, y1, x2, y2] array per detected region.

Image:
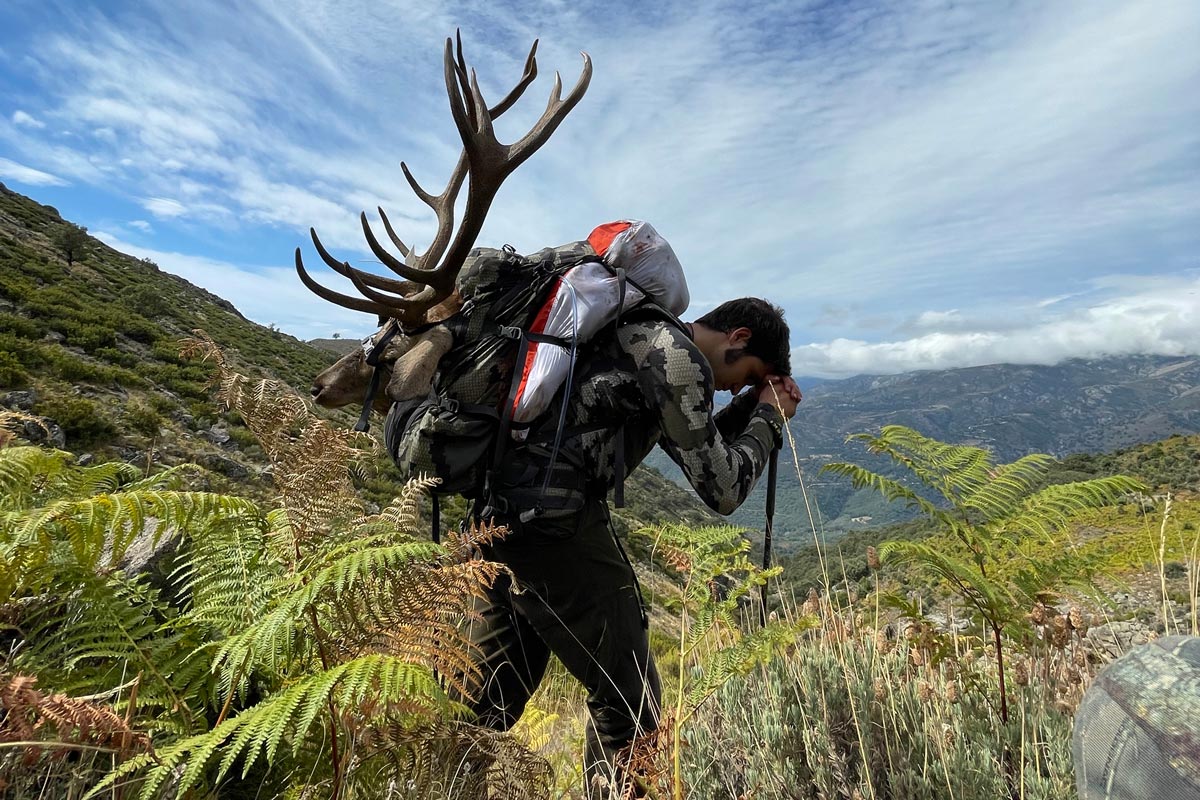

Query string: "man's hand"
[[757, 375, 801, 419]]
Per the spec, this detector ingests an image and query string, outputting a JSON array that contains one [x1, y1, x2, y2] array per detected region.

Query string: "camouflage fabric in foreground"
[[1073, 634, 1200, 799]]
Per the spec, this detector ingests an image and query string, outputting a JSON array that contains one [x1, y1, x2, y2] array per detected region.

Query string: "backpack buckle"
[[440, 397, 460, 414], [499, 325, 522, 340]]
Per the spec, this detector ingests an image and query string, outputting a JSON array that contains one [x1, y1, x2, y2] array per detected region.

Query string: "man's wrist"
[[754, 403, 785, 445]]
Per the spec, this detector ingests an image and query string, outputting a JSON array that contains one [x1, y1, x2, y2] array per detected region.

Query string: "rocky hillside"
[[0, 182, 719, 530]]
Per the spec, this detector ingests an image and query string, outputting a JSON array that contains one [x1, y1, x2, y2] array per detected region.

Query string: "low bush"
[[0, 349, 29, 387], [34, 394, 117, 445]]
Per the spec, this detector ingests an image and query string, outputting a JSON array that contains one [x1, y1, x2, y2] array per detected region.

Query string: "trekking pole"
[[759, 445, 780, 628]]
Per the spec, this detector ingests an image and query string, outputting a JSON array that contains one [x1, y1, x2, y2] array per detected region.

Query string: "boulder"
[[17, 416, 66, 448], [1, 390, 37, 410], [1086, 620, 1156, 660], [197, 453, 250, 481]]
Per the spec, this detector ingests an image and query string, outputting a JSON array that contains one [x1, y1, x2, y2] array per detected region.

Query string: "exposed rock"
[[1086, 620, 1156, 660], [1, 390, 37, 410], [43, 330, 65, 344], [17, 416, 65, 448], [199, 423, 233, 448], [114, 446, 145, 464], [197, 453, 250, 481], [77, 453, 94, 466], [112, 517, 183, 599]]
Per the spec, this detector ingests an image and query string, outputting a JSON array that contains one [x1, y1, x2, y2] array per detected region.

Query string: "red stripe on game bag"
[[510, 276, 565, 416]]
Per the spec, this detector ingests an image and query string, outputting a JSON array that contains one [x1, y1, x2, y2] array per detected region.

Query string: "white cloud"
[[141, 197, 187, 218], [794, 274, 1200, 377], [0, 156, 67, 186], [11, 110, 44, 129], [128, 219, 153, 233]]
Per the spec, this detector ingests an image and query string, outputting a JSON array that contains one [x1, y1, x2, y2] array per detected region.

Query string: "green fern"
[[825, 424, 1146, 725]]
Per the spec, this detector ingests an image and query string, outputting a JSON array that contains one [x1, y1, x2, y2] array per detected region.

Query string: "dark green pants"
[[468, 498, 661, 797]]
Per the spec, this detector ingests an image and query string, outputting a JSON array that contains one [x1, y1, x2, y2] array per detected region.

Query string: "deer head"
[[297, 31, 592, 408], [311, 321, 454, 411]]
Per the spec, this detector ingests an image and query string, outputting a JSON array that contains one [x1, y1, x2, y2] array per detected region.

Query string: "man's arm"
[[624, 324, 783, 515]]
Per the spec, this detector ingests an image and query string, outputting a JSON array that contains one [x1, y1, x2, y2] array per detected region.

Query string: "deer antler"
[[297, 32, 591, 325]]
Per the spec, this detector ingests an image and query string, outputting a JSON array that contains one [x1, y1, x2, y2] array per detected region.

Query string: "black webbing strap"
[[354, 321, 401, 433], [759, 446, 780, 628]]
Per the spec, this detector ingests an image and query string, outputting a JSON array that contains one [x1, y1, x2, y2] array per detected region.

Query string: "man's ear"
[[728, 327, 752, 347]]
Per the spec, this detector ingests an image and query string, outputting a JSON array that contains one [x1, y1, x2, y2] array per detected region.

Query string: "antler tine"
[[294, 249, 401, 318], [488, 39, 539, 118], [422, 47, 591, 290], [303, 34, 588, 320], [376, 206, 411, 259], [312, 225, 419, 296], [504, 53, 592, 171]]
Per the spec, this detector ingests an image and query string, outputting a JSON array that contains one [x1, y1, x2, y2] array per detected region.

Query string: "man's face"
[[711, 350, 772, 394], [705, 326, 773, 393]]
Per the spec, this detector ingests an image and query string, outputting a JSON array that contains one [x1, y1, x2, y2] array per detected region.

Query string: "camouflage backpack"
[[1073, 634, 1200, 799], [384, 239, 684, 517]]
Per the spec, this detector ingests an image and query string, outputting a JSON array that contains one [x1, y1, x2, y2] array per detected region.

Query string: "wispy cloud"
[[11, 110, 44, 129], [0, 156, 66, 186]]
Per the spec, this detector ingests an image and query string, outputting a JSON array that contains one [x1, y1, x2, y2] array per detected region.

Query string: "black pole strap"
[[759, 446, 780, 628]]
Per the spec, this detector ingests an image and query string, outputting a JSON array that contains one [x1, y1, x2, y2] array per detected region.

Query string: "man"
[[467, 297, 800, 796]]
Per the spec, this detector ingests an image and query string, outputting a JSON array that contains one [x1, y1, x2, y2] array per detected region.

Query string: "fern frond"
[[351, 719, 552, 800], [175, 512, 280, 637], [846, 426, 995, 504], [821, 462, 957, 527], [684, 620, 809, 712], [17, 571, 209, 730], [962, 453, 1056, 520], [86, 655, 450, 800], [11, 490, 258, 571], [0, 447, 73, 511], [879, 540, 1012, 621], [0, 673, 152, 755], [211, 540, 446, 679], [1000, 476, 1144, 541]]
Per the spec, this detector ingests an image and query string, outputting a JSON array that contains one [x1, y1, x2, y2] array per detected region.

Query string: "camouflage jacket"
[[500, 317, 784, 517]]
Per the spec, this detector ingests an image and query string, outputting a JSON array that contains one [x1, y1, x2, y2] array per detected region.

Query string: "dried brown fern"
[[181, 330, 365, 544], [0, 411, 51, 450], [616, 716, 674, 800], [0, 674, 151, 760], [350, 719, 553, 800]]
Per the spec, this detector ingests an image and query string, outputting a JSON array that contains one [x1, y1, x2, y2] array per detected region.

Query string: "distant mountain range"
[[649, 354, 1200, 549]]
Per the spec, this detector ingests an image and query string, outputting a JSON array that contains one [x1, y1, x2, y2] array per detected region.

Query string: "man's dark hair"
[[695, 298, 791, 376]]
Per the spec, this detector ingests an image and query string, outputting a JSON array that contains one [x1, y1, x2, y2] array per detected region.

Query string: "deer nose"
[[310, 384, 322, 397]]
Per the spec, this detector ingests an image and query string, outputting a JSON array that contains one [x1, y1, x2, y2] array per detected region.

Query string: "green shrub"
[[0, 350, 29, 387], [34, 395, 117, 445], [65, 322, 117, 353], [125, 400, 165, 438], [124, 285, 168, 317], [94, 347, 138, 368], [0, 312, 41, 339]]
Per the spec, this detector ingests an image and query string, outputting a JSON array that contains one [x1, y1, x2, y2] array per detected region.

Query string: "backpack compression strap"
[[353, 320, 400, 433]]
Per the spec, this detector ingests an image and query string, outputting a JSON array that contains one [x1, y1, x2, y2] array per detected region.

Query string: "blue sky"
[[1, 0, 1197, 378]]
